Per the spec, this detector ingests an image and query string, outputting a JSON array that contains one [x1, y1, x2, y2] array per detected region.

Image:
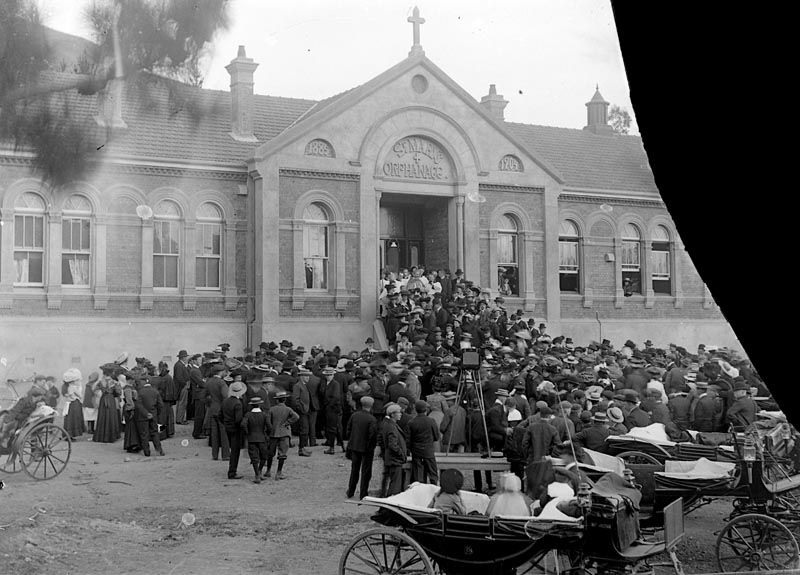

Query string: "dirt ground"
[[0, 417, 733, 575]]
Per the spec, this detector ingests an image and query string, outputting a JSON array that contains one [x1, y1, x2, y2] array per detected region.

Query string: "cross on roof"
[[408, 6, 425, 55]]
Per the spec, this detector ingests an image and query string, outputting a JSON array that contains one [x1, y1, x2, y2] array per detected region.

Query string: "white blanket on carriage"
[[655, 457, 736, 480], [581, 449, 626, 475], [361, 482, 581, 522], [611, 423, 675, 446]]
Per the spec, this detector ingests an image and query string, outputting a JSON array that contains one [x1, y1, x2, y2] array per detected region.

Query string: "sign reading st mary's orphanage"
[[382, 136, 452, 181]]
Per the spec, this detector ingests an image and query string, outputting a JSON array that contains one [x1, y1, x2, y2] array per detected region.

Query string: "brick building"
[[0, 18, 739, 377]]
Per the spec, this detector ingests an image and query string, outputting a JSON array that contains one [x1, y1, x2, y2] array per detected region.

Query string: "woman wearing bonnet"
[[61, 368, 86, 440]]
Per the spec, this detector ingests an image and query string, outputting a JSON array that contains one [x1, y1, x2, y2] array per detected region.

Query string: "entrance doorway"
[[379, 196, 449, 278]]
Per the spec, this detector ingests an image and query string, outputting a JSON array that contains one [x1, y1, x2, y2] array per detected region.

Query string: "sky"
[[36, 0, 638, 134]]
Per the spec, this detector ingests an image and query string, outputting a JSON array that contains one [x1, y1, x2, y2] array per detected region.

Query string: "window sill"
[[196, 287, 222, 292], [12, 284, 45, 290]]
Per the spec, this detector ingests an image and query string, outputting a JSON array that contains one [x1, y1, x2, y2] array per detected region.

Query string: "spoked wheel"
[[339, 527, 435, 575], [715, 513, 800, 572], [617, 450, 661, 465], [0, 453, 23, 473], [18, 423, 71, 480]]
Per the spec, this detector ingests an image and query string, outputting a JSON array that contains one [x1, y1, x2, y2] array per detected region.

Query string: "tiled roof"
[[504, 122, 657, 193], [7, 71, 656, 192], [108, 77, 316, 166]]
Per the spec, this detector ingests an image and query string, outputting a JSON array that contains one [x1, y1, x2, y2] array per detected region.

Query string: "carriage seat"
[[654, 457, 735, 480], [363, 482, 491, 515]]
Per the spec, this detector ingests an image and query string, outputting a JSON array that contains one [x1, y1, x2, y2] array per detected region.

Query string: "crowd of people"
[[0, 267, 776, 500]]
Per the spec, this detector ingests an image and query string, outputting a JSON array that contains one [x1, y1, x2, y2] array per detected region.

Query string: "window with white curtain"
[[195, 202, 222, 289], [303, 203, 329, 290], [13, 192, 46, 285], [621, 223, 642, 295], [651, 224, 672, 294], [559, 219, 579, 292], [153, 200, 180, 288], [496, 214, 519, 296], [62, 195, 91, 286]]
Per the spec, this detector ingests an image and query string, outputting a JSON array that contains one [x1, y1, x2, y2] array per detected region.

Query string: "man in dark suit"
[[189, 355, 207, 439], [135, 378, 164, 457], [221, 381, 245, 479], [174, 350, 191, 424], [335, 362, 355, 440], [205, 364, 230, 461], [305, 364, 322, 446], [381, 403, 407, 497], [292, 368, 313, 457], [408, 400, 440, 485], [322, 367, 344, 454], [241, 397, 271, 483], [346, 396, 378, 499], [485, 389, 511, 452]]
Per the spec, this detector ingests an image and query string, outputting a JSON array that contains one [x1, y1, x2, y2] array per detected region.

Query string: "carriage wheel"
[[339, 527, 436, 575], [715, 513, 800, 572], [617, 450, 661, 465], [0, 453, 23, 473], [18, 424, 71, 480]]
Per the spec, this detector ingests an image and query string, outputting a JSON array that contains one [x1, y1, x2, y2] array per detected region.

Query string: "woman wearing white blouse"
[[62, 368, 86, 440]]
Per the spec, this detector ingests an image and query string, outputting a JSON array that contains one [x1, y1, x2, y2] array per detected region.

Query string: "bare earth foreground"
[[1, 419, 729, 575]]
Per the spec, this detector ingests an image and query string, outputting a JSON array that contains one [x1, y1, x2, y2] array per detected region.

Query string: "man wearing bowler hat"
[[222, 381, 246, 479], [174, 350, 191, 424], [572, 411, 611, 453], [206, 363, 230, 461], [241, 396, 271, 483], [292, 368, 313, 457], [726, 380, 757, 430], [265, 390, 299, 480], [189, 354, 207, 439], [346, 396, 378, 499]]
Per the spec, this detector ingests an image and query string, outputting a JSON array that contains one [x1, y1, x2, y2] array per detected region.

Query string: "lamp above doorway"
[[388, 239, 399, 248], [467, 189, 487, 203]]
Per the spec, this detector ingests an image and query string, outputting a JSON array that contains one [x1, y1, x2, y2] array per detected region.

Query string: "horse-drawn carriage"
[[341, 474, 686, 575], [0, 389, 71, 480], [622, 416, 800, 572], [340, 414, 800, 574]]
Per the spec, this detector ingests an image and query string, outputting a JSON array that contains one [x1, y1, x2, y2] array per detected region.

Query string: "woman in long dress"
[[93, 369, 121, 443], [82, 372, 100, 435], [152, 361, 176, 439], [61, 368, 86, 440], [121, 376, 141, 453]]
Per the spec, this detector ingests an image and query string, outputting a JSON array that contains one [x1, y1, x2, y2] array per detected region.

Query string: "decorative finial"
[[408, 6, 425, 56], [596, 83, 599, 91]]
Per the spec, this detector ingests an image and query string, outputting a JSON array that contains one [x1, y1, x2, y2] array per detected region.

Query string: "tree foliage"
[[0, 0, 229, 185], [609, 104, 632, 135]]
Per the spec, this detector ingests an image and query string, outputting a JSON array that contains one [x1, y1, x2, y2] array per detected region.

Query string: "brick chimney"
[[225, 46, 259, 142], [480, 84, 508, 121], [94, 79, 127, 129], [584, 85, 614, 134]]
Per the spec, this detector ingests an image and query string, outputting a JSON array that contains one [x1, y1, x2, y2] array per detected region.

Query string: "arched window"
[[651, 225, 671, 294], [496, 214, 518, 296], [621, 223, 642, 295], [196, 202, 222, 290], [559, 220, 580, 292], [153, 200, 181, 288], [62, 194, 92, 286], [14, 192, 46, 285], [303, 203, 329, 290]]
